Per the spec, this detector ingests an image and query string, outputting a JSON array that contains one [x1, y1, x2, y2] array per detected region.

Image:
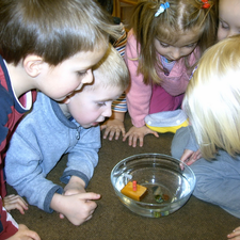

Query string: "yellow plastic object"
[[146, 119, 189, 134], [121, 181, 147, 201]]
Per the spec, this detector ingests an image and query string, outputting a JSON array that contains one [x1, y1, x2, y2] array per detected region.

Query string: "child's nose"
[[172, 49, 180, 60], [102, 105, 112, 118], [227, 29, 238, 38], [82, 69, 93, 85]]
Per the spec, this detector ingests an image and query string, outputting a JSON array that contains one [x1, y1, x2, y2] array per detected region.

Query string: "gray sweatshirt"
[[5, 92, 100, 213]]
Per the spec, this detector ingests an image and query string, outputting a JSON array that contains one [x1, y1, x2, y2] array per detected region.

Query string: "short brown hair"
[[0, 0, 122, 65]]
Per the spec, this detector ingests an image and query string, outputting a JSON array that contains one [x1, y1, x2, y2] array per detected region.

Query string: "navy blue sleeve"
[[0, 85, 13, 146]]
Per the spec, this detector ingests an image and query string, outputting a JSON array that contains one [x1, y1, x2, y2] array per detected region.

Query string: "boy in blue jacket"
[[5, 46, 129, 226]]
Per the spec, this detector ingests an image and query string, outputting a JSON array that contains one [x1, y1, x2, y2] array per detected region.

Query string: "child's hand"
[[63, 176, 86, 195], [227, 226, 240, 239], [7, 224, 41, 240], [123, 125, 159, 147], [180, 149, 202, 166], [3, 194, 28, 214], [101, 111, 126, 140], [59, 176, 87, 219], [52, 193, 101, 226], [101, 118, 125, 140]]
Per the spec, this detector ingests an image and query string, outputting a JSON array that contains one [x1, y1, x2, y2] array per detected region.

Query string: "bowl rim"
[[110, 153, 196, 207]]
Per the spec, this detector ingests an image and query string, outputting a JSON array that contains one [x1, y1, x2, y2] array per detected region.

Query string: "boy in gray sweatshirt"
[[5, 45, 129, 226]]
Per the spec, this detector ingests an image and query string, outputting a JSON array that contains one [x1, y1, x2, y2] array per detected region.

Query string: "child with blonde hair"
[[0, 0, 121, 238], [4, 45, 129, 227], [171, 35, 240, 240], [102, 0, 218, 147]]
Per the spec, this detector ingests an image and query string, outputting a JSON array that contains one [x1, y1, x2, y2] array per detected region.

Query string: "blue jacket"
[[5, 92, 101, 213]]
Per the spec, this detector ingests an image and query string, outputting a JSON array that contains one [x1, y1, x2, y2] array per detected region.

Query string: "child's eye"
[[186, 43, 197, 48], [97, 102, 106, 107], [220, 20, 229, 30], [77, 71, 87, 77], [160, 42, 169, 48]]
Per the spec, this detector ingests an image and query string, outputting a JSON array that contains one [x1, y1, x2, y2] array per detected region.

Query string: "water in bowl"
[[113, 164, 193, 217]]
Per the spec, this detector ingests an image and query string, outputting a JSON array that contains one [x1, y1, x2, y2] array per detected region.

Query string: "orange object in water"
[[121, 181, 147, 201]]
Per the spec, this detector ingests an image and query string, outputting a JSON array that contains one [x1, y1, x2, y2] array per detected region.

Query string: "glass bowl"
[[110, 153, 196, 218]]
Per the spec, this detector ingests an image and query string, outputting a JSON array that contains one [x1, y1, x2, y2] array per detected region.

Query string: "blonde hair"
[[183, 34, 240, 159], [130, 0, 218, 84], [84, 45, 129, 92]]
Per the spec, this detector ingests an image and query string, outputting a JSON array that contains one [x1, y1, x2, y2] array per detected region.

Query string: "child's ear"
[[23, 55, 44, 78]]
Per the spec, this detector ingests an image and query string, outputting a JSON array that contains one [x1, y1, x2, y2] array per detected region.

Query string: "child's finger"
[[4, 194, 15, 198], [138, 136, 144, 147], [102, 128, 111, 139], [131, 136, 140, 147], [3, 195, 28, 213], [192, 150, 201, 160], [227, 227, 240, 239], [113, 129, 121, 140], [108, 129, 117, 140], [15, 204, 28, 214], [8, 195, 28, 205], [127, 135, 133, 146], [78, 192, 101, 201], [188, 151, 201, 165], [151, 131, 159, 138]]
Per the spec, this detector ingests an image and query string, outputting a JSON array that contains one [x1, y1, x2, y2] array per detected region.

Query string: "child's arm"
[[124, 30, 152, 129], [51, 128, 101, 225], [55, 126, 101, 225], [5, 109, 101, 213], [101, 92, 127, 140], [7, 224, 41, 240], [227, 226, 240, 239], [177, 126, 202, 165], [101, 111, 126, 140], [123, 125, 159, 147], [123, 30, 158, 147], [101, 24, 128, 141]]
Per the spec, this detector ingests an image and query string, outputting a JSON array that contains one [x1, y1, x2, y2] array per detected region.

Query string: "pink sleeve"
[[124, 30, 152, 127]]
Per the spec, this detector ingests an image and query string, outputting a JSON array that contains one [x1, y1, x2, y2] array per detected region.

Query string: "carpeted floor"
[[7, 113, 240, 240]]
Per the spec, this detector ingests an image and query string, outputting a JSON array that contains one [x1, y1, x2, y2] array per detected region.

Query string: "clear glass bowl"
[[110, 153, 196, 218]]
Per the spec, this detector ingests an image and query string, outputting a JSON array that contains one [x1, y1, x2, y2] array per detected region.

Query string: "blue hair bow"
[[155, 2, 170, 17]]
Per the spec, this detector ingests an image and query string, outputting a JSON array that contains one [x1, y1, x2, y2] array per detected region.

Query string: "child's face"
[[66, 85, 122, 128], [36, 48, 107, 102], [154, 30, 199, 62], [218, 0, 240, 41]]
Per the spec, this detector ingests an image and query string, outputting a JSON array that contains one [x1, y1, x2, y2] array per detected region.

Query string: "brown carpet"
[[7, 113, 240, 240]]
